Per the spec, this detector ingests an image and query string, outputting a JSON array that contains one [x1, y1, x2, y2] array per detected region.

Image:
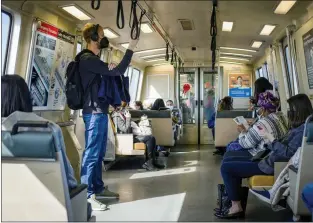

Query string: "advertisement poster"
[[29, 21, 75, 110], [303, 28, 313, 89], [228, 74, 251, 98]]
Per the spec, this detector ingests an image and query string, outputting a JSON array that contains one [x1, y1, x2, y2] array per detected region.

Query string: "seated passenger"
[[1, 75, 78, 189], [212, 96, 233, 155], [215, 94, 313, 219], [166, 99, 182, 141], [151, 98, 166, 111], [134, 101, 144, 110], [225, 90, 288, 158], [111, 102, 164, 171]]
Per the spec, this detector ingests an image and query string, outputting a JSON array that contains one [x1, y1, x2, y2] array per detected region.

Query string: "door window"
[[203, 72, 216, 124], [179, 72, 196, 124], [2, 11, 12, 75]]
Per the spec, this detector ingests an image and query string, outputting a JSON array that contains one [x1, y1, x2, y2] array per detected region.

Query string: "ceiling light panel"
[[140, 23, 154, 33], [220, 52, 252, 57], [219, 47, 257, 53], [260, 25, 276, 36], [141, 53, 171, 59], [134, 48, 167, 54], [219, 56, 250, 61], [222, 21, 233, 32], [274, 1, 296, 14], [251, 41, 263, 48], [145, 58, 165, 63], [121, 43, 129, 48], [219, 61, 244, 65], [152, 63, 171, 66], [61, 5, 92, 20], [103, 28, 119, 39]]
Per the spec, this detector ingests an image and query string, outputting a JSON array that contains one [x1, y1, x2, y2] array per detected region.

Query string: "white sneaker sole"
[[91, 206, 106, 211], [95, 195, 119, 199]]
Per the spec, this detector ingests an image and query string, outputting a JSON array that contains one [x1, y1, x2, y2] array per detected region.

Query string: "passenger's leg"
[[81, 114, 104, 198], [92, 114, 107, 194], [217, 160, 268, 218], [94, 114, 119, 199], [223, 150, 252, 161], [81, 114, 106, 210]]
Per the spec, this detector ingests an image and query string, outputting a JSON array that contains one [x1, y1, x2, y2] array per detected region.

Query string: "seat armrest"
[[288, 165, 298, 174], [70, 184, 87, 199]]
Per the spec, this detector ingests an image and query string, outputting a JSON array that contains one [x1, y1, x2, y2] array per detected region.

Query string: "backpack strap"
[[77, 52, 97, 108]]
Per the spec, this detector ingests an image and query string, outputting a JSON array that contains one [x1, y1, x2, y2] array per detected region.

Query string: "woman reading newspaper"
[[224, 91, 288, 159]]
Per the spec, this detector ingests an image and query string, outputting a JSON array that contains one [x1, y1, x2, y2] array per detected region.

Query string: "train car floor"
[[92, 145, 293, 221]]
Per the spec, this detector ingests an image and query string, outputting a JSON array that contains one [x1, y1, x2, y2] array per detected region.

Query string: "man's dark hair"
[[2, 75, 33, 117], [287, 94, 313, 128]]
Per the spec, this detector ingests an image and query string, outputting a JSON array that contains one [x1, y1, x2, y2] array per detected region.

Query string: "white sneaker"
[[88, 194, 106, 211]]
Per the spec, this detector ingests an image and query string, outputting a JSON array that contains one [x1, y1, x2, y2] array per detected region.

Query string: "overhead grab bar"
[[129, 0, 146, 40], [91, 0, 100, 10], [116, 0, 125, 29], [210, 0, 218, 70]]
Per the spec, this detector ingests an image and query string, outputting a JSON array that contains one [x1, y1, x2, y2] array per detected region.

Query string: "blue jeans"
[[221, 159, 268, 201], [226, 139, 244, 152], [81, 113, 108, 198]]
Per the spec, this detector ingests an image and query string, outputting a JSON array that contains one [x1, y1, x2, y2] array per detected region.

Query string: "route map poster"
[[303, 28, 313, 89], [28, 20, 75, 110], [228, 73, 251, 98]]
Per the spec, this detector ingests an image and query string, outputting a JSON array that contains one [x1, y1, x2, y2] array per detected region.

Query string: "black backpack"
[[65, 58, 84, 110]]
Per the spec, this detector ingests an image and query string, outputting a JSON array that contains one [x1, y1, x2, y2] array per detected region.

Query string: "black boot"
[[153, 158, 165, 169], [142, 160, 157, 171]]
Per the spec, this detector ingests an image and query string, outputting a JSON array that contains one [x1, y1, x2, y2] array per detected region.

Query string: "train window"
[[257, 67, 264, 78], [1, 11, 12, 75], [283, 45, 293, 96], [129, 68, 141, 101], [255, 70, 260, 79], [262, 63, 269, 79], [76, 42, 82, 55]]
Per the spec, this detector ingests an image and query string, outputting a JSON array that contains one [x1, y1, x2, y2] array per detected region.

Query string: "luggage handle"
[[11, 121, 49, 135]]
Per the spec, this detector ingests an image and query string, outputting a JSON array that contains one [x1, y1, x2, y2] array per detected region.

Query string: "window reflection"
[[179, 72, 195, 124], [203, 72, 216, 124]]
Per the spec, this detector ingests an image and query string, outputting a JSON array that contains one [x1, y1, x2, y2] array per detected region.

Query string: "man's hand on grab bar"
[[128, 38, 139, 51]]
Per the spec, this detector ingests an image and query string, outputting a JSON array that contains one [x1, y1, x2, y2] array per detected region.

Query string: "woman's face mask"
[[256, 107, 264, 118]]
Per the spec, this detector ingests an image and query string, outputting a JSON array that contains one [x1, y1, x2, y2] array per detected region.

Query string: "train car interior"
[[1, 0, 313, 221]]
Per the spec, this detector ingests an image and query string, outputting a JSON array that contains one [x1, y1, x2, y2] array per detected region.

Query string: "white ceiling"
[[16, 0, 313, 65]]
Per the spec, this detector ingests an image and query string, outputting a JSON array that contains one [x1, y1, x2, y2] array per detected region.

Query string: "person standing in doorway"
[[77, 23, 139, 211]]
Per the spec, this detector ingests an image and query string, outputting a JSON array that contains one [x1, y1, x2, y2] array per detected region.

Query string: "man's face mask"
[[167, 106, 174, 110], [99, 37, 109, 49]]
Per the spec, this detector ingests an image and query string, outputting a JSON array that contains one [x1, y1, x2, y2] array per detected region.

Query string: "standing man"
[[77, 23, 139, 210]]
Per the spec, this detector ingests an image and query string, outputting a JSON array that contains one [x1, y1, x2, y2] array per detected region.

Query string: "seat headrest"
[[306, 122, 313, 143], [129, 110, 171, 118], [216, 110, 253, 118], [2, 121, 56, 160]]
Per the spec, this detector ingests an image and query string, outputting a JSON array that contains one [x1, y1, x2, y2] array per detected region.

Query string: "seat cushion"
[[133, 143, 146, 150], [248, 175, 274, 187]]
